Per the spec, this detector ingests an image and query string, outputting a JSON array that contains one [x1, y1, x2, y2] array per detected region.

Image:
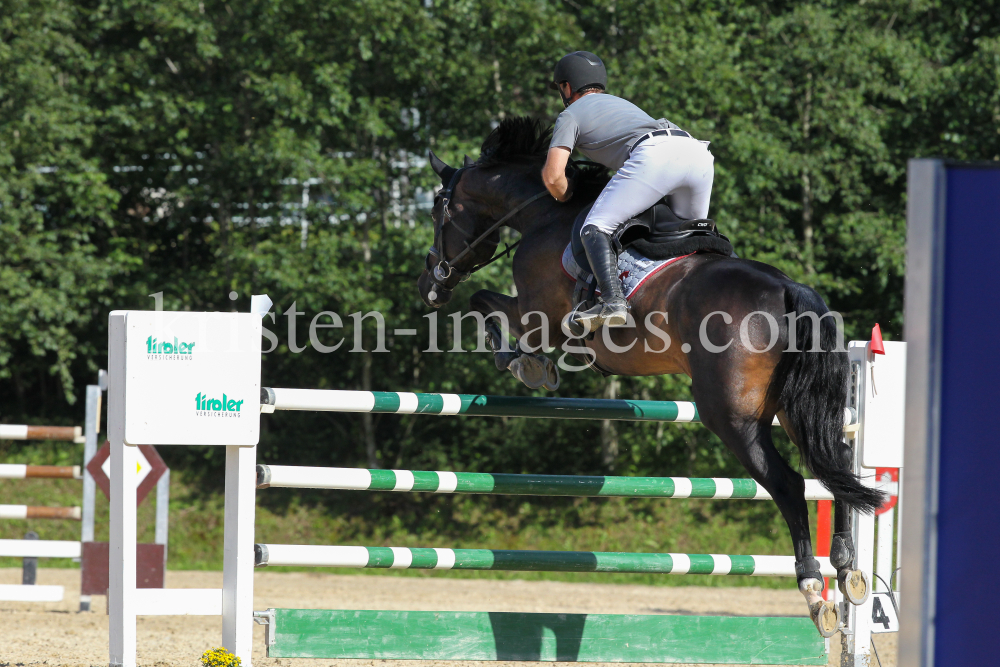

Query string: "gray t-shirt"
[[550, 93, 678, 171]]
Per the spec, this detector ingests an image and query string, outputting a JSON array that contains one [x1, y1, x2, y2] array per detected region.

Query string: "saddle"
[[570, 197, 734, 275], [564, 199, 735, 346]]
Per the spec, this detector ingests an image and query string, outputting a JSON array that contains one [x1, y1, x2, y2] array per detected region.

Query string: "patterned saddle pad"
[[560, 243, 692, 300]]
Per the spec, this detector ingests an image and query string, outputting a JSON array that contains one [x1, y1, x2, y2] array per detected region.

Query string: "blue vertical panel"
[[935, 166, 1000, 666]]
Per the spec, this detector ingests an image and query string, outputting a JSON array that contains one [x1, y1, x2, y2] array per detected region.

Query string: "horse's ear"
[[463, 155, 476, 168], [428, 150, 456, 185]]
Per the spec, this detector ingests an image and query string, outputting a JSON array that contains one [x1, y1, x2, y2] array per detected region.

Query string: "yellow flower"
[[201, 647, 241, 667]]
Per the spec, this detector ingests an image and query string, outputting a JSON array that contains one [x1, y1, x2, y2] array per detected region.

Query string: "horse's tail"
[[765, 282, 885, 514]]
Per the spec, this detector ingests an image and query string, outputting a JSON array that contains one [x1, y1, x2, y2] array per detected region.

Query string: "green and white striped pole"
[[260, 388, 858, 428], [256, 465, 896, 500], [254, 544, 836, 577], [261, 388, 699, 422]]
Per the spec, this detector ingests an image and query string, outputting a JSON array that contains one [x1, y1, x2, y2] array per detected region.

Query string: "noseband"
[[426, 166, 549, 302]]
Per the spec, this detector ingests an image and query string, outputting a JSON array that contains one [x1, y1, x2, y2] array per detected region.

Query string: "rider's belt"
[[629, 129, 692, 155]]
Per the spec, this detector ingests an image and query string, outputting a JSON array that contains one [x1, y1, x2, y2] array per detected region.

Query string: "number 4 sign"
[[870, 592, 900, 633]]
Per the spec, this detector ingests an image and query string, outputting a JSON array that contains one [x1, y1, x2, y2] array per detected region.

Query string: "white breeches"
[[583, 135, 715, 234]]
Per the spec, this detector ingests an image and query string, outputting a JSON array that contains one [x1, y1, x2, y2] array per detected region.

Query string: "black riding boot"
[[577, 227, 629, 329]]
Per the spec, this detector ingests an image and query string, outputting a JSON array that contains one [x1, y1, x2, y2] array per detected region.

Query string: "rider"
[[542, 51, 715, 329]]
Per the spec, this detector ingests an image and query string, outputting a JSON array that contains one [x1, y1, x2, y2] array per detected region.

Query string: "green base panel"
[[266, 609, 827, 665]]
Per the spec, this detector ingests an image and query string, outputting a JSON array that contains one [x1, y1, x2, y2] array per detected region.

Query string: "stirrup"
[[568, 299, 628, 332], [600, 299, 629, 327], [561, 304, 592, 338]]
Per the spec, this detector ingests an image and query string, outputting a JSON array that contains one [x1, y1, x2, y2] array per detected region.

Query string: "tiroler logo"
[[195, 392, 245, 418], [146, 336, 195, 360]]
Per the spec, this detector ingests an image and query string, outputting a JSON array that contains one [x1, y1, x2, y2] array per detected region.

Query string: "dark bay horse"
[[416, 117, 884, 636]]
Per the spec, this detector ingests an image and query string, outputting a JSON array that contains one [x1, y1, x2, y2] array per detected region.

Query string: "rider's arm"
[[542, 146, 573, 202]]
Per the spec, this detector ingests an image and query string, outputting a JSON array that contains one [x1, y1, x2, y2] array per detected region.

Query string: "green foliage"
[[0, 0, 129, 407], [1, 0, 996, 562]]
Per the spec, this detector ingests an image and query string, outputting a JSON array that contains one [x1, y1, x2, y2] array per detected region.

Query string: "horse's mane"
[[478, 116, 610, 201], [478, 117, 552, 166]]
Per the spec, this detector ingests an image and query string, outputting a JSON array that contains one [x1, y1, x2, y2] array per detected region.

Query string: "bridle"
[[425, 165, 549, 302]]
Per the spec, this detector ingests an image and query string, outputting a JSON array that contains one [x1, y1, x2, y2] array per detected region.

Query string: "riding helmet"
[[549, 51, 607, 93]]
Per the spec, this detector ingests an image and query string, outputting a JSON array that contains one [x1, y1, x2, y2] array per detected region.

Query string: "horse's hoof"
[[838, 569, 870, 606], [798, 576, 838, 637], [494, 350, 520, 371], [540, 356, 560, 391], [508, 355, 547, 390], [808, 599, 841, 638]]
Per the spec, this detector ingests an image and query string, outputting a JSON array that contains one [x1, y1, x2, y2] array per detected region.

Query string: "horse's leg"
[[695, 395, 840, 638], [469, 289, 522, 368], [777, 415, 869, 607], [470, 291, 521, 370], [831, 447, 872, 606], [468, 226, 574, 393], [470, 289, 560, 390]]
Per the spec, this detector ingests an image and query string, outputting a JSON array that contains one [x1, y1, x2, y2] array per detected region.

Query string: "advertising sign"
[[109, 310, 261, 446]]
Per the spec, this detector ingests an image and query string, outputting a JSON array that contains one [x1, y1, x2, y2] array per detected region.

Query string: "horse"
[[415, 117, 884, 637]]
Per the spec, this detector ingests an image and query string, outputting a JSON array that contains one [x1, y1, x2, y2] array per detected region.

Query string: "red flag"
[[816, 499, 833, 599], [870, 323, 885, 355], [875, 468, 899, 515]]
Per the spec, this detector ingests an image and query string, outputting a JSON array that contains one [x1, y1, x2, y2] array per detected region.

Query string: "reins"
[[444, 190, 549, 270], [471, 239, 521, 272], [429, 166, 548, 285]]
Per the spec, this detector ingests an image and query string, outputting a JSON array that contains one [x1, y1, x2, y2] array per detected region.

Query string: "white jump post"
[[222, 444, 257, 656], [80, 371, 106, 612], [844, 339, 906, 665], [874, 471, 897, 594], [108, 337, 138, 667], [107, 302, 267, 667]]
